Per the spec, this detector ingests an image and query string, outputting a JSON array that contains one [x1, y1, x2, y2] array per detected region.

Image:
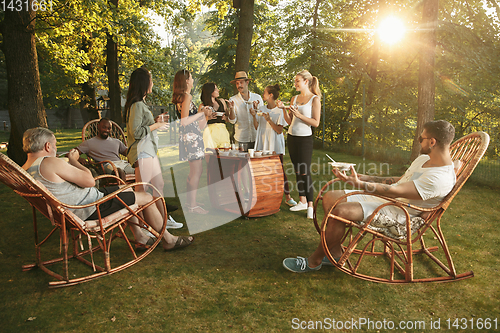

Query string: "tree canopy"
[[1, 0, 499, 161]]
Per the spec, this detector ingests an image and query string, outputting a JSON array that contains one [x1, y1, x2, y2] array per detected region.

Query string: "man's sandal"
[[164, 236, 194, 251], [135, 237, 155, 250]]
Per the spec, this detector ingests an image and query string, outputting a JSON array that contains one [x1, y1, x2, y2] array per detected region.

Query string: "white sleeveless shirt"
[[288, 95, 318, 136], [27, 156, 103, 221]]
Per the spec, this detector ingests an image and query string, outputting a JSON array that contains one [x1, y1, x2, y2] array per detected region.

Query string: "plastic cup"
[[239, 142, 248, 152], [248, 149, 255, 158], [157, 113, 169, 123]]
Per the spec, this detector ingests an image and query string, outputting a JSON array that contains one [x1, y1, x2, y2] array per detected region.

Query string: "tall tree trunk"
[[80, 37, 98, 121], [107, 0, 122, 125], [366, 40, 379, 107], [106, 34, 121, 124], [310, 0, 322, 75], [411, 0, 438, 160], [235, 0, 254, 72], [1, 8, 47, 165], [340, 78, 361, 144]]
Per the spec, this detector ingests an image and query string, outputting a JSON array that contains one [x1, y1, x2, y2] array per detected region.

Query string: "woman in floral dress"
[[172, 69, 213, 214]]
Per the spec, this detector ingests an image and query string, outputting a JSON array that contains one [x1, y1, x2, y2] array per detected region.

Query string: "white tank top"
[[27, 156, 103, 221], [288, 95, 318, 136]]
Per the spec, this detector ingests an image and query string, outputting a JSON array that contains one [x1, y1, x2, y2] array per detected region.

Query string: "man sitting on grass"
[[22, 127, 193, 251], [283, 120, 456, 272]]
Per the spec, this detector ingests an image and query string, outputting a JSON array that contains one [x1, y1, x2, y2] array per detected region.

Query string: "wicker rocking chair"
[[81, 119, 135, 183], [0, 153, 167, 288], [312, 132, 490, 283]]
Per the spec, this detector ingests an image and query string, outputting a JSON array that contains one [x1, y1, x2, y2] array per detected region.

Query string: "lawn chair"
[[313, 132, 490, 283], [0, 153, 167, 288], [82, 119, 135, 183]]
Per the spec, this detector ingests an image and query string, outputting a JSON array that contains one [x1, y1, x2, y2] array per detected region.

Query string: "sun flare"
[[377, 17, 405, 44]]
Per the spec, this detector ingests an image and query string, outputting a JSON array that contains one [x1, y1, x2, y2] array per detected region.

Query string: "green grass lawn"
[[0, 129, 499, 332]]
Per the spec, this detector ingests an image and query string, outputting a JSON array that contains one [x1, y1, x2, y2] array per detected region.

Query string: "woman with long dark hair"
[[172, 69, 212, 214], [199, 82, 231, 149], [125, 67, 193, 250], [280, 70, 322, 219], [125, 67, 166, 201]]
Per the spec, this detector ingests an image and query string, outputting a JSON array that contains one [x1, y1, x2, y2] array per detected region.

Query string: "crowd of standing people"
[[20, 67, 323, 257], [166, 68, 322, 218]]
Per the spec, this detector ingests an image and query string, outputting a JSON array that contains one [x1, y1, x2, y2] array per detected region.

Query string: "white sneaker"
[[166, 216, 183, 229], [307, 207, 314, 219], [290, 201, 308, 211]]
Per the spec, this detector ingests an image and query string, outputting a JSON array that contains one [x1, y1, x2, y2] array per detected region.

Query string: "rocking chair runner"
[[81, 119, 135, 183], [0, 153, 167, 288], [312, 132, 490, 283]]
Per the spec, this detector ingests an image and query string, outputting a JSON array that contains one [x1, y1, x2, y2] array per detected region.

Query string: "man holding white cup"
[[228, 71, 263, 151]]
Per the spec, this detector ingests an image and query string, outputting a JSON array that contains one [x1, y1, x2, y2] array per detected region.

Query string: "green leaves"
[[9, 0, 497, 157]]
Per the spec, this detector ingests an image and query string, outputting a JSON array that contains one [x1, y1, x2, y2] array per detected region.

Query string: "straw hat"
[[230, 71, 252, 84]]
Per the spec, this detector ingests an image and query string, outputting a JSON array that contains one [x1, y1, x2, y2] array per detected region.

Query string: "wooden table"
[[206, 151, 284, 218]]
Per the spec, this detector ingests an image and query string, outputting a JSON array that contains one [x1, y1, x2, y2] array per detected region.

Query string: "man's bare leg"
[[114, 185, 151, 244], [134, 192, 193, 249], [308, 190, 364, 268], [128, 216, 152, 244]]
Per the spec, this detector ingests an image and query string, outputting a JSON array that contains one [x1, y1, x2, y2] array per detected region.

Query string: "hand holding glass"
[[156, 113, 170, 131]]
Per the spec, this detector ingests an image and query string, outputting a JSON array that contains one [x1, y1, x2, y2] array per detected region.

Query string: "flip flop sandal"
[[164, 236, 194, 251], [135, 236, 156, 250]]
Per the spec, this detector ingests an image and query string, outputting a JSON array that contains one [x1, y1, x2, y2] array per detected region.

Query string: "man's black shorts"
[[85, 186, 136, 220]]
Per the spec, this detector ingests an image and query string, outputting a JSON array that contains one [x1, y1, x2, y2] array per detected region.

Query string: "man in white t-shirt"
[[228, 71, 264, 150], [77, 118, 134, 181], [283, 120, 457, 273]]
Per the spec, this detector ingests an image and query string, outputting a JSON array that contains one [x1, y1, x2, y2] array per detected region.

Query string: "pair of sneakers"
[[289, 200, 314, 219]]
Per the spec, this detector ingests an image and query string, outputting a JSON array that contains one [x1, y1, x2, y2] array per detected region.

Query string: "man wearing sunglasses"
[[283, 120, 457, 273]]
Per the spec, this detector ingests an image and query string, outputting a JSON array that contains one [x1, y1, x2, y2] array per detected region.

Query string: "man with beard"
[[76, 118, 134, 181], [283, 120, 457, 273], [76, 118, 181, 228], [228, 71, 264, 150]]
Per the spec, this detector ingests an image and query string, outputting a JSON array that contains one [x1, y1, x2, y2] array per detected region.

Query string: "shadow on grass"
[[1, 133, 499, 332]]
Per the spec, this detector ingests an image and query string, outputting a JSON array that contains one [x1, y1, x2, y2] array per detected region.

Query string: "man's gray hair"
[[23, 127, 55, 153]]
